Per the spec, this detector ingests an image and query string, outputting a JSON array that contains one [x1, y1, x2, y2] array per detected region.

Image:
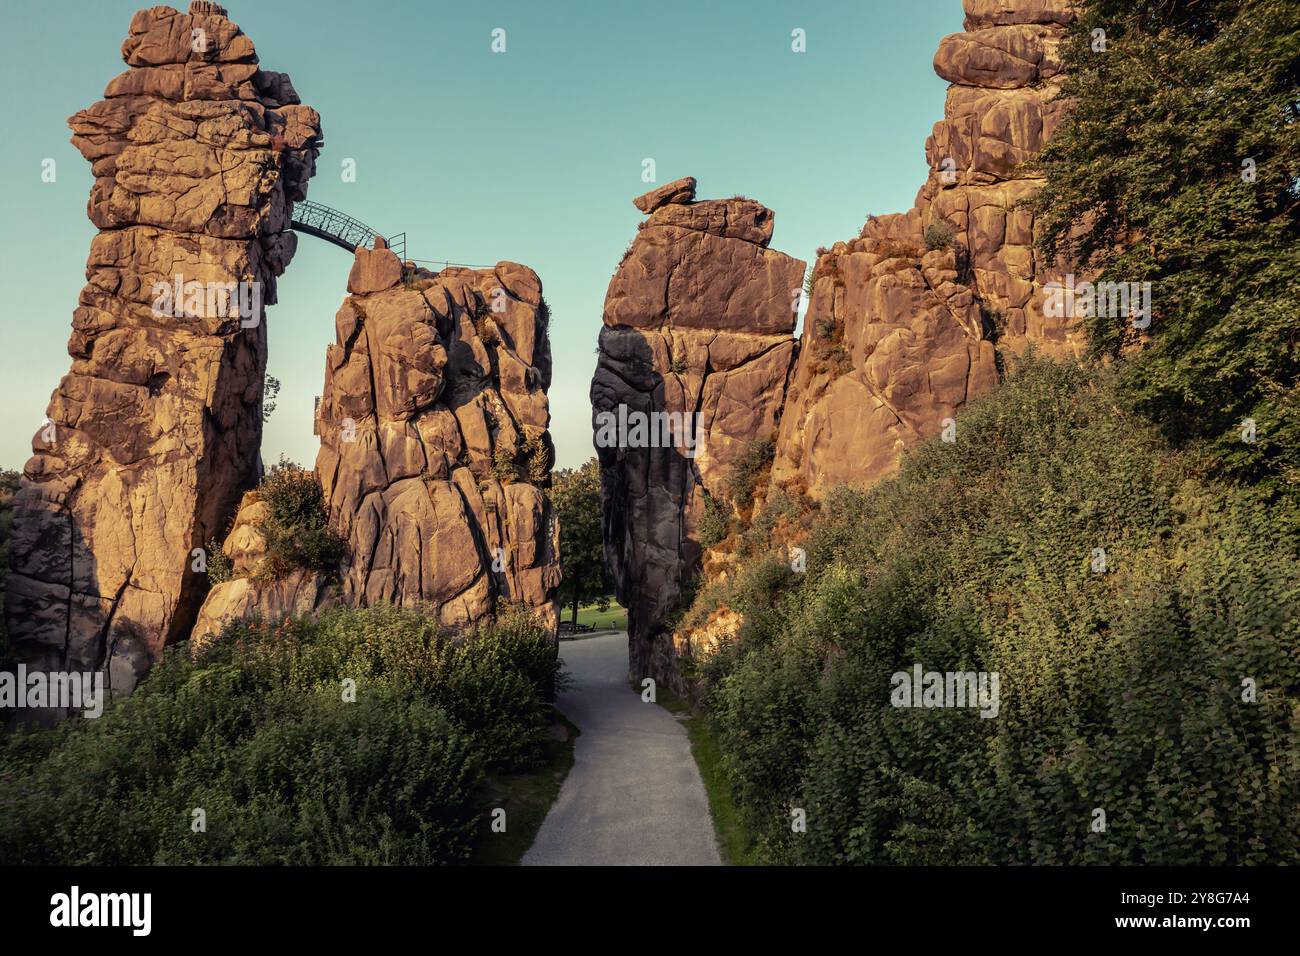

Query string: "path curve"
[[522, 633, 722, 866]]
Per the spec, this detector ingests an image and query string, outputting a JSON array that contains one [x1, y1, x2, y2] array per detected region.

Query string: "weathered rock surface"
[[592, 183, 803, 689], [189, 491, 339, 653], [4, 2, 320, 696], [632, 176, 697, 214], [771, 0, 1080, 497], [314, 246, 561, 632]]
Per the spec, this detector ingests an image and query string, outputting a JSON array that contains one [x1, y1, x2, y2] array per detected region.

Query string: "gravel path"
[[522, 633, 722, 866]]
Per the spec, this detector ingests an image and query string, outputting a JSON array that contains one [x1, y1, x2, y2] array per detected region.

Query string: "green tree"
[[1032, 0, 1300, 498], [551, 458, 613, 626]]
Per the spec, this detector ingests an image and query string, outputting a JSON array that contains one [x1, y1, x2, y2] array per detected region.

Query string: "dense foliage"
[[1033, 0, 1300, 498], [254, 457, 346, 580], [0, 603, 561, 864], [551, 459, 613, 623], [694, 359, 1300, 864], [725, 438, 776, 510]]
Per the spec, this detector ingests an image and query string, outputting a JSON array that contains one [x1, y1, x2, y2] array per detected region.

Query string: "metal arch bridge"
[[290, 200, 406, 261], [290, 201, 494, 271]]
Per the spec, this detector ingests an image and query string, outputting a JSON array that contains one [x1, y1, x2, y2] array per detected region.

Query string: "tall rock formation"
[[772, 0, 1079, 496], [310, 243, 561, 632], [593, 1, 1082, 691], [591, 177, 804, 687], [4, 2, 320, 695]]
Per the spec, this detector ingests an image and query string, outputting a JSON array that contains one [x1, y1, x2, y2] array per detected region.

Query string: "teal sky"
[[0, 0, 962, 471]]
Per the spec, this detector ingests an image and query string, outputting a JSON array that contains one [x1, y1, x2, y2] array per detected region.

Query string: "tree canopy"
[[551, 458, 613, 623], [1032, 0, 1300, 500]]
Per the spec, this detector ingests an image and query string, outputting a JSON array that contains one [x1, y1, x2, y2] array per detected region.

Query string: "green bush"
[[726, 438, 776, 509], [923, 221, 956, 251], [255, 458, 346, 580], [0, 603, 561, 864], [205, 538, 233, 584], [492, 443, 518, 483], [699, 491, 730, 548], [695, 357, 1300, 864]]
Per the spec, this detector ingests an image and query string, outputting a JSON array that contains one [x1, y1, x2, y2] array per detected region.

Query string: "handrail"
[[290, 201, 490, 272]]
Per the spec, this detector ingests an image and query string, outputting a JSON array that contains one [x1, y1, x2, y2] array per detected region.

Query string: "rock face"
[[314, 244, 561, 632], [189, 490, 339, 653], [591, 182, 804, 688], [594, 0, 1083, 690], [772, 0, 1080, 497], [4, 3, 320, 696]]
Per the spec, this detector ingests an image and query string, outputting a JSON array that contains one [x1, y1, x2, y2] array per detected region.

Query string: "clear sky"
[[0, 0, 962, 472]]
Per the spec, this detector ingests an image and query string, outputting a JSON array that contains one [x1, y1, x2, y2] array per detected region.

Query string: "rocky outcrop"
[[772, 0, 1080, 497], [314, 243, 561, 633], [189, 489, 339, 653], [594, 1, 1083, 692], [4, 2, 320, 695], [591, 178, 804, 688]]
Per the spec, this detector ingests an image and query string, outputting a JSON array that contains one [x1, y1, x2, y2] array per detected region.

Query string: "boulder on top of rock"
[[633, 176, 697, 213], [347, 237, 404, 295], [605, 194, 802, 334], [963, 0, 1075, 29]]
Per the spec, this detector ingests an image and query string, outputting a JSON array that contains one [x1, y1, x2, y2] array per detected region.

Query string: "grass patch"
[[651, 686, 758, 866], [469, 711, 579, 866], [567, 601, 627, 633]]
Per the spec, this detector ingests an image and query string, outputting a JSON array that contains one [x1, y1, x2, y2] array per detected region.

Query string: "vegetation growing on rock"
[[689, 359, 1300, 864], [254, 458, 347, 581]]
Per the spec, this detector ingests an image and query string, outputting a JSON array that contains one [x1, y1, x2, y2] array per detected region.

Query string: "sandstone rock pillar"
[[771, 0, 1080, 497], [591, 178, 804, 690], [4, 2, 321, 695], [313, 245, 561, 633]]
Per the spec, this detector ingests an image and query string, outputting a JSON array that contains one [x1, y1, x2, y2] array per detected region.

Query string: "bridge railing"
[[290, 201, 384, 253], [291, 201, 491, 274]]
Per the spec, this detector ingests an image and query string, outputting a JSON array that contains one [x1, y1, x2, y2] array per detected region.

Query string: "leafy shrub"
[[923, 220, 956, 250], [523, 434, 549, 485], [262, 374, 280, 423], [693, 357, 1300, 864], [726, 438, 776, 509], [255, 457, 346, 580], [492, 443, 518, 483], [699, 491, 730, 548], [0, 603, 560, 864], [1033, 0, 1300, 497], [809, 311, 855, 378], [205, 538, 233, 584]]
